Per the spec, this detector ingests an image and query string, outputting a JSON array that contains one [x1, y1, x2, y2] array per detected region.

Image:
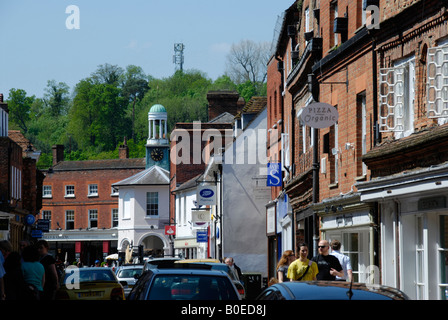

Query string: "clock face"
[[151, 148, 164, 161]]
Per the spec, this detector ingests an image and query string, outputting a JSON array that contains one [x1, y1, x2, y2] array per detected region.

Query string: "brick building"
[[268, 0, 448, 299], [0, 94, 44, 250], [40, 142, 145, 265], [169, 90, 240, 258], [356, 0, 448, 300]]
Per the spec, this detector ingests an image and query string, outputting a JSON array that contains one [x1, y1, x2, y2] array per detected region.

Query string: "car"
[[115, 264, 144, 297], [175, 259, 246, 299], [142, 257, 182, 272], [127, 265, 241, 300], [56, 267, 125, 300], [256, 281, 410, 300]]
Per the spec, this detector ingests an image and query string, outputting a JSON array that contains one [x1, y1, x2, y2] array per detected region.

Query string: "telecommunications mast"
[[173, 43, 185, 72]]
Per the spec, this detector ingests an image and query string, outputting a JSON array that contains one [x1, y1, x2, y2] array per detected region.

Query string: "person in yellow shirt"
[[287, 243, 318, 281]]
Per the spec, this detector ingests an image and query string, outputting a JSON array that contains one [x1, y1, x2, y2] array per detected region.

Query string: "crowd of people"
[[0, 239, 61, 300], [273, 239, 353, 284]]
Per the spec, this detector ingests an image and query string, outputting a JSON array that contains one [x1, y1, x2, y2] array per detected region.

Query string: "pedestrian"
[[224, 257, 243, 282], [276, 250, 295, 283], [21, 245, 45, 300], [94, 260, 101, 267], [36, 240, 59, 300], [287, 243, 318, 281], [311, 240, 344, 280], [330, 240, 353, 282], [0, 240, 25, 300]]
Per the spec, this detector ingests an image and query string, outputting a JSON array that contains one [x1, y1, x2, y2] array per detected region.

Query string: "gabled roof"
[[208, 112, 235, 124], [234, 97, 267, 119], [112, 165, 170, 186]]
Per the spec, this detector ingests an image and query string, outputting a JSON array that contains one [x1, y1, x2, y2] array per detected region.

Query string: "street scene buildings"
[[1, 0, 448, 300]]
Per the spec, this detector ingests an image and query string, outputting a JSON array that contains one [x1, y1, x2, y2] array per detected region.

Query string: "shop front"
[[358, 164, 448, 300], [313, 193, 378, 283], [42, 229, 118, 266]]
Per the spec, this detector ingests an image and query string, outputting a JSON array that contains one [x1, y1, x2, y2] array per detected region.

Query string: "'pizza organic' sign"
[[300, 102, 339, 129]]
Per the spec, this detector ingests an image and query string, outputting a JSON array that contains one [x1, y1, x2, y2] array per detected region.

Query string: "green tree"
[[121, 65, 149, 140], [43, 80, 70, 117], [6, 88, 35, 133]]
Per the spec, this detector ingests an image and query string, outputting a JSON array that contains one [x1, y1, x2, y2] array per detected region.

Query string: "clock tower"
[[146, 104, 169, 171]]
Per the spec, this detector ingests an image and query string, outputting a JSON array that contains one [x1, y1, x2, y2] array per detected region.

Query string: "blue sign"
[[196, 230, 208, 243], [25, 214, 35, 226], [31, 229, 42, 238], [199, 189, 214, 198], [267, 163, 282, 187]]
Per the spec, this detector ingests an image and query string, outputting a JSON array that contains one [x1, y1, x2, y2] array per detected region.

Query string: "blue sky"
[[0, 0, 294, 98]]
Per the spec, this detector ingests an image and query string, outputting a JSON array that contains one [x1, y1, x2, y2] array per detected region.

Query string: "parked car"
[[56, 267, 125, 300], [115, 264, 144, 297], [127, 266, 241, 300], [175, 259, 246, 299], [256, 281, 410, 300], [142, 257, 182, 272]]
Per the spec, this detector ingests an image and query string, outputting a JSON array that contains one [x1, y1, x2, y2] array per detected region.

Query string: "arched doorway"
[[140, 234, 166, 257]]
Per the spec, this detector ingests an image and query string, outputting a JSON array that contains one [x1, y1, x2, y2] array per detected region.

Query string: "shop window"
[[440, 215, 448, 300]]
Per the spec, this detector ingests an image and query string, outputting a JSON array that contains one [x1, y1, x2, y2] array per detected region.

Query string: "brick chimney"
[[52, 145, 64, 165], [207, 90, 242, 120], [119, 137, 129, 159]]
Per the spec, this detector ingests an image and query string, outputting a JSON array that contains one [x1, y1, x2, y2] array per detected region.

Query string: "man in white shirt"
[[330, 240, 353, 282]]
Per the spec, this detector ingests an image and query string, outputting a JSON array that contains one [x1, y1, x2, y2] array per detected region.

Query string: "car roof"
[[117, 265, 143, 269], [150, 268, 229, 276], [67, 267, 113, 271], [273, 281, 409, 300]]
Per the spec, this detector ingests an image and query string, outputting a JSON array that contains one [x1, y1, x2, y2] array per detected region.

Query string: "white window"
[[66, 210, 74, 230], [379, 55, 415, 138], [89, 209, 98, 228], [43, 185, 52, 198], [427, 42, 448, 119], [146, 192, 158, 216], [88, 184, 98, 197], [42, 210, 51, 221], [65, 185, 75, 198], [111, 186, 119, 196], [112, 208, 118, 228]]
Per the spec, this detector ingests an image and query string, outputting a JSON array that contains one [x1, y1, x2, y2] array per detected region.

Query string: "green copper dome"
[[149, 104, 167, 113]]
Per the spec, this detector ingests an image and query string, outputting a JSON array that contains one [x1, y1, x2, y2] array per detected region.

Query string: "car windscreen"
[[117, 268, 142, 278], [147, 275, 239, 300], [64, 269, 116, 283]]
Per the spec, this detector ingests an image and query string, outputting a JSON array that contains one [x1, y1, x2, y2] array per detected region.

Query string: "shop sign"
[[165, 225, 176, 236], [196, 230, 208, 243], [300, 102, 339, 129], [197, 185, 216, 205], [267, 163, 282, 187]]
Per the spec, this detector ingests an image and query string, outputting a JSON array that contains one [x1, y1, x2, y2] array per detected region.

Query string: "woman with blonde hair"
[[276, 250, 295, 283]]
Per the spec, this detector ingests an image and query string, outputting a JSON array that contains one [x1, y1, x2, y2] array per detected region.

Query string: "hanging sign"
[[267, 163, 282, 187], [300, 102, 339, 129], [196, 230, 208, 243], [165, 225, 176, 236], [197, 185, 216, 205]]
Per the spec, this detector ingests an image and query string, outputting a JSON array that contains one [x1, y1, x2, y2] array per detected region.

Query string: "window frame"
[[146, 192, 159, 217]]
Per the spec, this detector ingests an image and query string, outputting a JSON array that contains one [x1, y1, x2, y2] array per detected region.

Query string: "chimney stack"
[[206, 90, 242, 121], [52, 145, 64, 165], [119, 137, 129, 159]]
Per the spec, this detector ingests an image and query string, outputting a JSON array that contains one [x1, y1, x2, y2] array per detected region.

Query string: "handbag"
[[297, 260, 313, 281]]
